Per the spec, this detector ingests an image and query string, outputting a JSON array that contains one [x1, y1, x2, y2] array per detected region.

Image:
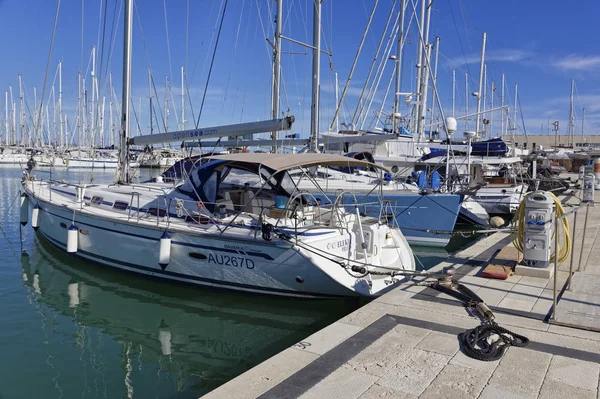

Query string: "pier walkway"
[[205, 194, 600, 399]]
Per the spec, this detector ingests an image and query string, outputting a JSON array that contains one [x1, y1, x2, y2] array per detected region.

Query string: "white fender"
[[20, 193, 28, 226], [67, 225, 78, 254], [31, 205, 40, 230], [159, 231, 171, 268]]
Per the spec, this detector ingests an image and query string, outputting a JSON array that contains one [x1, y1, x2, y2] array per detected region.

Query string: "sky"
[[0, 0, 599, 146]]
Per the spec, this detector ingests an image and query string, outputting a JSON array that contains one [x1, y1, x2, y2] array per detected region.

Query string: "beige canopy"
[[206, 152, 388, 173]]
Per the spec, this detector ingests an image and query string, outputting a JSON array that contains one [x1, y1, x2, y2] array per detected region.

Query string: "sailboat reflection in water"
[[21, 237, 355, 397]]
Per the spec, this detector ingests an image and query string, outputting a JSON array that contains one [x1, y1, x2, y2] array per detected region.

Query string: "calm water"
[[0, 166, 467, 398]]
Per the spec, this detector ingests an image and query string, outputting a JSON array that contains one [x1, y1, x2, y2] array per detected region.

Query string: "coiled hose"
[[512, 191, 571, 263]]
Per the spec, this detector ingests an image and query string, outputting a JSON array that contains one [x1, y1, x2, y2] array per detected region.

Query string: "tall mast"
[[482, 64, 487, 138], [58, 61, 63, 149], [428, 35, 440, 134], [475, 32, 486, 137], [309, 0, 321, 152], [500, 73, 505, 136], [164, 76, 169, 131], [581, 107, 585, 148], [392, 0, 407, 134], [4, 91, 7, 145], [451, 70, 455, 117], [10, 87, 15, 146], [464, 72, 468, 131], [271, 0, 283, 153], [181, 67, 185, 131], [91, 46, 97, 147], [568, 78, 574, 147], [117, 0, 133, 183], [148, 69, 153, 135], [18, 74, 25, 146], [77, 71, 82, 151], [512, 82, 518, 155], [109, 73, 114, 147], [33, 87, 37, 146]]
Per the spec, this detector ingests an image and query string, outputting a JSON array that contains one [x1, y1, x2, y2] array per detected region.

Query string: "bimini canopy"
[[206, 152, 387, 173]]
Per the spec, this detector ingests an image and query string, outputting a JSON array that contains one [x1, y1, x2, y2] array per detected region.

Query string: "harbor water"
[[0, 166, 476, 398]]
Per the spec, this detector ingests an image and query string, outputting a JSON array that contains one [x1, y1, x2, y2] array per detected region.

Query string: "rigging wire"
[[100, 0, 123, 97], [163, 0, 175, 98], [221, 0, 246, 115], [133, 3, 167, 132], [351, 0, 398, 126], [330, 0, 380, 132], [96, 0, 110, 92], [34, 0, 62, 147], [195, 0, 229, 128]]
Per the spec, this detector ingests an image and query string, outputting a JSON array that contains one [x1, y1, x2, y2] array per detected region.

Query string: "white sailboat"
[[21, 0, 415, 298]]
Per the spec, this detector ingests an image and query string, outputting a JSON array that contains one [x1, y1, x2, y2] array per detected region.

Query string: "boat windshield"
[[176, 160, 299, 212]]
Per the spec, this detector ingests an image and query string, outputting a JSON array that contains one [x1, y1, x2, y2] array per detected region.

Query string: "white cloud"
[[551, 54, 600, 72], [446, 49, 534, 69]]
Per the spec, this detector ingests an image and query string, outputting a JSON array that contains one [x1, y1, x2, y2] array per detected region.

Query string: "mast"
[[109, 73, 114, 147], [181, 67, 185, 131], [271, 0, 283, 153], [475, 32, 486, 137], [428, 35, 440, 135], [500, 73, 505, 136], [10, 87, 15, 146], [33, 87, 37, 147], [117, 0, 133, 183], [392, 0, 407, 134], [77, 71, 82, 151], [18, 74, 25, 146], [4, 91, 8, 145], [309, 0, 321, 152], [451, 70, 455, 117], [164, 76, 169, 132], [58, 61, 63, 149], [490, 81, 494, 137], [581, 107, 585, 149], [335, 72, 339, 132], [91, 46, 96, 148], [464, 72, 468, 131], [512, 83, 518, 155], [148, 69, 153, 135], [568, 78, 574, 147]]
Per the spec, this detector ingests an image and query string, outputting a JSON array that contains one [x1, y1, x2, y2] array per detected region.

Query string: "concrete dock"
[[206, 194, 600, 399]]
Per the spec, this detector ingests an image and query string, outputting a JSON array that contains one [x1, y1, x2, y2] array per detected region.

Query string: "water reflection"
[[21, 236, 357, 397]]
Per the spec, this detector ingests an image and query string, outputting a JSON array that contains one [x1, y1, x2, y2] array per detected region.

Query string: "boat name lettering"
[[224, 244, 256, 252], [327, 239, 350, 251], [172, 128, 218, 140], [208, 253, 255, 269]]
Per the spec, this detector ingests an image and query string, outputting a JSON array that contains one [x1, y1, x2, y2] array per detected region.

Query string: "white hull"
[[65, 158, 139, 169], [471, 184, 528, 215], [24, 180, 413, 298], [0, 154, 28, 164]]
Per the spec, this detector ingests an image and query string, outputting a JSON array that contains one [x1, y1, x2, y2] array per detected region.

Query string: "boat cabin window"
[[148, 207, 167, 217], [113, 201, 129, 210], [90, 196, 103, 206]]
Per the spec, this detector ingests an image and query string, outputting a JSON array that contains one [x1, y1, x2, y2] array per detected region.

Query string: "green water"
[[0, 166, 466, 398]]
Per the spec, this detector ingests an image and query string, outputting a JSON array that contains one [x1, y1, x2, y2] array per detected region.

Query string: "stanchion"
[[567, 209, 578, 290]]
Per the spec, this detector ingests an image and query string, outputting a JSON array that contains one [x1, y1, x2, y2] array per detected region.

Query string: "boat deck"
[[204, 191, 600, 399]]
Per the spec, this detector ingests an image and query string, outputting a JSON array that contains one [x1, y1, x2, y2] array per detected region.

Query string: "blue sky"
[[0, 0, 599, 145]]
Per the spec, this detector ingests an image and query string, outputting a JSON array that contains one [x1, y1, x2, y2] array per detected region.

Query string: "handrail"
[[551, 201, 592, 322]]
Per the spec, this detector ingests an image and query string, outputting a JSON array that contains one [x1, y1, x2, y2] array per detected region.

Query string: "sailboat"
[[21, 0, 415, 298]]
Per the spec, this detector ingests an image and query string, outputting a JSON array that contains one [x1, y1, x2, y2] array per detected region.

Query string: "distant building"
[[501, 134, 600, 150]]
